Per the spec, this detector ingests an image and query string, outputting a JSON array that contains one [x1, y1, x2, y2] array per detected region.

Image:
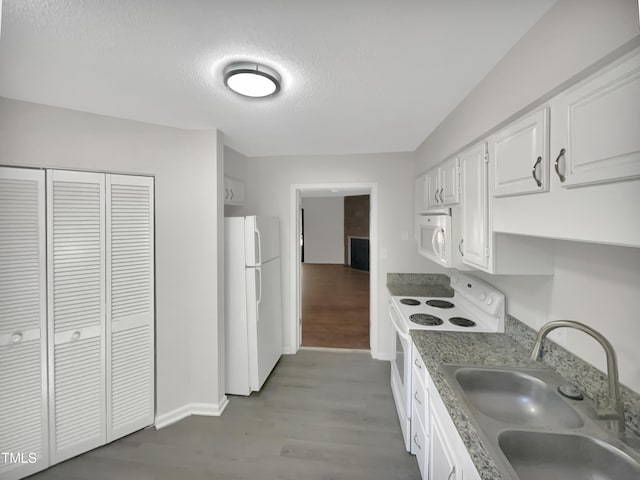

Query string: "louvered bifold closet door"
[[0, 167, 49, 480], [106, 174, 155, 442], [47, 170, 106, 464]]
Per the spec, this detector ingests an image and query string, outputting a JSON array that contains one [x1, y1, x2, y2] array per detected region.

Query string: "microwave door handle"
[[432, 227, 440, 259]]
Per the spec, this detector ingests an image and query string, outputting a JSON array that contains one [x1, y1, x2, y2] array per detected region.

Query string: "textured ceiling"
[[0, 0, 556, 157]]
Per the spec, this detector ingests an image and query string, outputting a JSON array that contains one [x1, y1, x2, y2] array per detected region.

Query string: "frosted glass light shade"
[[224, 62, 281, 98]]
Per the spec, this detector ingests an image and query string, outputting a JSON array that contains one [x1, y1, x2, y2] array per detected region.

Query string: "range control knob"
[[451, 276, 458, 284], [486, 297, 493, 305]]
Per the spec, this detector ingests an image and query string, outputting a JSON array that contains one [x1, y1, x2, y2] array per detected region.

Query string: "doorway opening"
[[289, 184, 378, 355]]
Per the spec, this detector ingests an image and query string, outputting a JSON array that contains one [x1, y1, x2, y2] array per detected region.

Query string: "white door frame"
[[289, 183, 378, 357]]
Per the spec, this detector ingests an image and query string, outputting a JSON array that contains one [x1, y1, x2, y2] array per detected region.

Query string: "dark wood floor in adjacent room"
[[301, 263, 370, 350], [30, 350, 419, 480]]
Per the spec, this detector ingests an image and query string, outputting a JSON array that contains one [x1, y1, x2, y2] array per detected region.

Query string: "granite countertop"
[[386, 273, 454, 297], [410, 329, 536, 480], [410, 318, 640, 480]]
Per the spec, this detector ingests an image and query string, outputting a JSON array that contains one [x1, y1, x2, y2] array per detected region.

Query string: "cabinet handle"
[[414, 358, 422, 369], [458, 238, 464, 257], [413, 433, 422, 450], [434, 189, 439, 203], [225, 188, 229, 200], [230, 189, 234, 200], [414, 391, 422, 405], [447, 466, 456, 480], [531, 156, 542, 187], [438, 188, 444, 203], [554, 148, 566, 182]]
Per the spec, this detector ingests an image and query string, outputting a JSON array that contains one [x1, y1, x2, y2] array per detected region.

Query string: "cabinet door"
[[430, 410, 457, 480], [47, 170, 106, 464], [440, 157, 460, 206], [552, 48, 640, 188], [460, 143, 490, 270], [223, 177, 230, 202], [0, 167, 49, 480], [492, 107, 549, 197], [229, 178, 245, 205], [426, 168, 441, 210], [106, 175, 155, 442], [415, 174, 428, 215]]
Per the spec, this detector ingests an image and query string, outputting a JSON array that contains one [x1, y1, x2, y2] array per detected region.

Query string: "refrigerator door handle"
[[256, 266, 262, 308], [255, 227, 262, 265]]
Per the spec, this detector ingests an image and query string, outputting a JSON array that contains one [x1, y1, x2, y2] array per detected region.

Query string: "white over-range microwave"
[[417, 213, 453, 268]]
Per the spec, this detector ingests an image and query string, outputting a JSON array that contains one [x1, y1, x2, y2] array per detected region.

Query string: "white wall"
[[413, 0, 640, 393], [0, 97, 226, 417], [244, 152, 423, 358], [300, 197, 344, 264]]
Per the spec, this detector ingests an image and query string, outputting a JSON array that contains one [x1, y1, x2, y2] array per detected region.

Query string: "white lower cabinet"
[[0, 167, 155, 480], [411, 346, 429, 477], [430, 411, 457, 480], [411, 341, 481, 480]]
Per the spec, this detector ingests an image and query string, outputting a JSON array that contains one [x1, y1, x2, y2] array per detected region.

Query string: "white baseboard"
[[300, 346, 371, 354], [155, 396, 229, 430], [373, 350, 394, 361]]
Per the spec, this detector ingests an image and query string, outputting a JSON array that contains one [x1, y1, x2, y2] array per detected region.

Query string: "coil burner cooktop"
[[391, 274, 505, 334]]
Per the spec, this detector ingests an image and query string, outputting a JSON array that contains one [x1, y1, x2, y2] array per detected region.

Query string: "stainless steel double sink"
[[441, 365, 640, 480]]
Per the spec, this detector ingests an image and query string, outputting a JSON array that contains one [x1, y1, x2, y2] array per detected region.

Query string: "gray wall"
[[413, 0, 640, 393], [0, 97, 226, 418], [301, 197, 345, 264], [244, 152, 422, 358]]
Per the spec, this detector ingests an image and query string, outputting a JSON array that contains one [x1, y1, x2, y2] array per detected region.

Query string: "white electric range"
[[389, 273, 505, 451]]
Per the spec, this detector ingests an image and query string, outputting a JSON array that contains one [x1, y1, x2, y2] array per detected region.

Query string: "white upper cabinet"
[[551, 49, 640, 188], [440, 157, 461, 206], [224, 176, 245, 206], [426, 168, 441, 210], [423, 158, 460, 211], [493, 47, 640, 248], [460, 142, 490, 271], [415, 174, 428, 215], [491, 107, 549, 197]]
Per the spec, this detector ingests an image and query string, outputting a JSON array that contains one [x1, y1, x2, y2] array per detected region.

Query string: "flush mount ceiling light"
[[223, 62, 281, 98]]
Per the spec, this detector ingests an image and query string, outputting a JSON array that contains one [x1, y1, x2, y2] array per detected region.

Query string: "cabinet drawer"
[[412, 343, 427, 385], [411, 410, 428, 479], [412, 366, 428, 433]]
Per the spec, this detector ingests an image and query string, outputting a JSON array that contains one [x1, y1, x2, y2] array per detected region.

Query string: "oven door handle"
[[389, 305, 410, 341]]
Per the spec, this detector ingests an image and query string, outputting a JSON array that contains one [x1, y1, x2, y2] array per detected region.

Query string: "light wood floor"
[[29, 350, 419, 480], [301, 263, 370, 350]]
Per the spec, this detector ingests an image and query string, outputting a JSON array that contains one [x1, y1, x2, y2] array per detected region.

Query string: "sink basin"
[[454, 367, 583, 427], [499, 430, 640, 480]]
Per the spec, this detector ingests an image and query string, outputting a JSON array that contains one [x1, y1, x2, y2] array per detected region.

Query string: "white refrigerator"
[[225, 216, 283, 395]]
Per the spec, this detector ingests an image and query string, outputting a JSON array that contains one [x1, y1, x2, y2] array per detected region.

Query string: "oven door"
[[418, 214, 452, 268], [389, 302, 412, 451]]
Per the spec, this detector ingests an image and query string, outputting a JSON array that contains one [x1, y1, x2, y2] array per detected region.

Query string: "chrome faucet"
[[529, 320, 625, 434]]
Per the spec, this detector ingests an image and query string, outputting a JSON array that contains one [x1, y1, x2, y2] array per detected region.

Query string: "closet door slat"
[[47, 170, 106, 464], [106, 174, 155, 442], [0, 167, 49, 480]]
